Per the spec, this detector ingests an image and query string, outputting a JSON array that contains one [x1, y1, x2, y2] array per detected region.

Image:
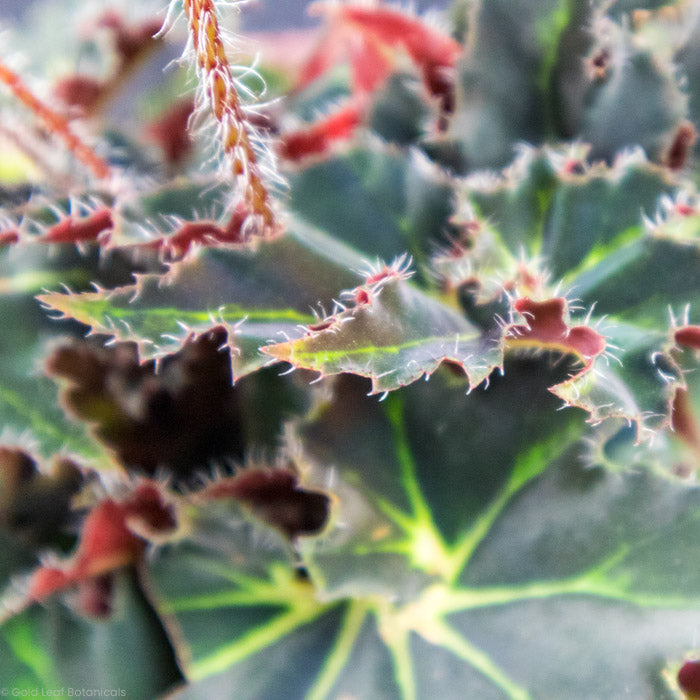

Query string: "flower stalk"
[[182, 0, 278, 237]]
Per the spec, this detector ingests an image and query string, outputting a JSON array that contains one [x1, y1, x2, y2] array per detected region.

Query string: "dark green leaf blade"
[[288, 146, 455, 268], [0, 571, 182, 697], [266, 276, 504, 394]]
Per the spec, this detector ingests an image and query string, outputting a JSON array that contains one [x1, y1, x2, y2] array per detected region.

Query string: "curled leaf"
[[27, 482, 177, 611], [200, 466, 330, 538]]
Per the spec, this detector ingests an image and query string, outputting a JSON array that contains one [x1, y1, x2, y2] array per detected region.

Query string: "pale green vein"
[[1, 269, 90, 294], [534, 0, 574, 143], [174, 556, 266, 587], [430, 620, 532, 700], [437, 578, 612, 613], [162, 559, 309, 606], [435, 543, 700, 613], [288, 332, 480, 363], [560, 225, 642, 287], [378, 394, 460, 578], [438, 577, 700, 613], [111, 305, 314, 324], [0, 385, 69, 445], [373, 496, 417, 532], [188, 602, 332, 680], [161, 590, 290, 613], [535, 0, 571, 93], [0, 383, 104, 461], [306, 601, 369, 700], [377, 620, 416, 700], [353, 539, 413, 556], [52, 297, 316, 326], [2, 616, 59, 687], [447, 421, 582, 581], [385, 393, 433, 523]]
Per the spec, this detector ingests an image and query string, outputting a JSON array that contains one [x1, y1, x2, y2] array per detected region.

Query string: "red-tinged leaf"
[[0, 447, 84, 550], [200, 467, 330, 538], [76, 573, 114, 618], [146, 98, 195, 166], [679, 658, 700, 698], [28, 567, 73, 600], [0, 230, 19, 246], [347, 30, 394, 94], [299, 4, 460, 102], [663, 120, 698, 172], [150, 204, 249, 258], [264, 272, 504, 394], [27, 482, 177, 607], [39, 223, 364, 383], [295, 26, 348, 91], [54, 75, 104, 115], [508, 298, 607, 365], [266, 279, 623, 429], [331, 5, 461, 76], [676, 325, 700, 350], [245, 29, 321, 84], [279, 102, 364, 161], [36, 208, 113, 244], [96, 11, 163, 65]]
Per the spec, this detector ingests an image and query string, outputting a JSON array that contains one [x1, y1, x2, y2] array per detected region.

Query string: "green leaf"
[[288, 146, 455, 268], [296, 364, 583, 597], [457, 148, 696, 429], [0, 242, 133, 465], [580, 27, 686, 164], [265, 275, 504, 394], [140, 502, 339, 686], [38, 222, 365, 381], [569, 235, 700, 326], [448, 0, 591, 170], [143, 365, 700, 698], [448, 0, 686, 171], [462, 148, 674, 266], [551, 322, 680, 431], [674, 8, 700, 168], [295, 367, 700, 698], [0, 571, 182, 696]]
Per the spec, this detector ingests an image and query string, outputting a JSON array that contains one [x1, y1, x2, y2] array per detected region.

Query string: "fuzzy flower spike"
[[178, 0, 280, 239]]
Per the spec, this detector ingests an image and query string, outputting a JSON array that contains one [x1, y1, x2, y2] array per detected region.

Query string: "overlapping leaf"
[[38, 222, 365, 381], [265, 272, 504, 394], [136, 363, 700, 698], [0, 571, 182, 697], [462, 147, 674, 266], [140, 501, 342, 691], [0, 238, 140, 465], [456, 147, 699, 431], [447, 0, 687, 171]]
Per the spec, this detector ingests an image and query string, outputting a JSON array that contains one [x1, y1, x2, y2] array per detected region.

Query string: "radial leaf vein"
[[448, 423, 582, 581], [429, 619, 532, 700], [188, 602, 333, 680], [305, 601, 369, 700]]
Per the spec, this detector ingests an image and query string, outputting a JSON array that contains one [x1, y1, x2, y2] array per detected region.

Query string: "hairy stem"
[[182, 0, 278, 237], [0, 60, 111, 180]]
